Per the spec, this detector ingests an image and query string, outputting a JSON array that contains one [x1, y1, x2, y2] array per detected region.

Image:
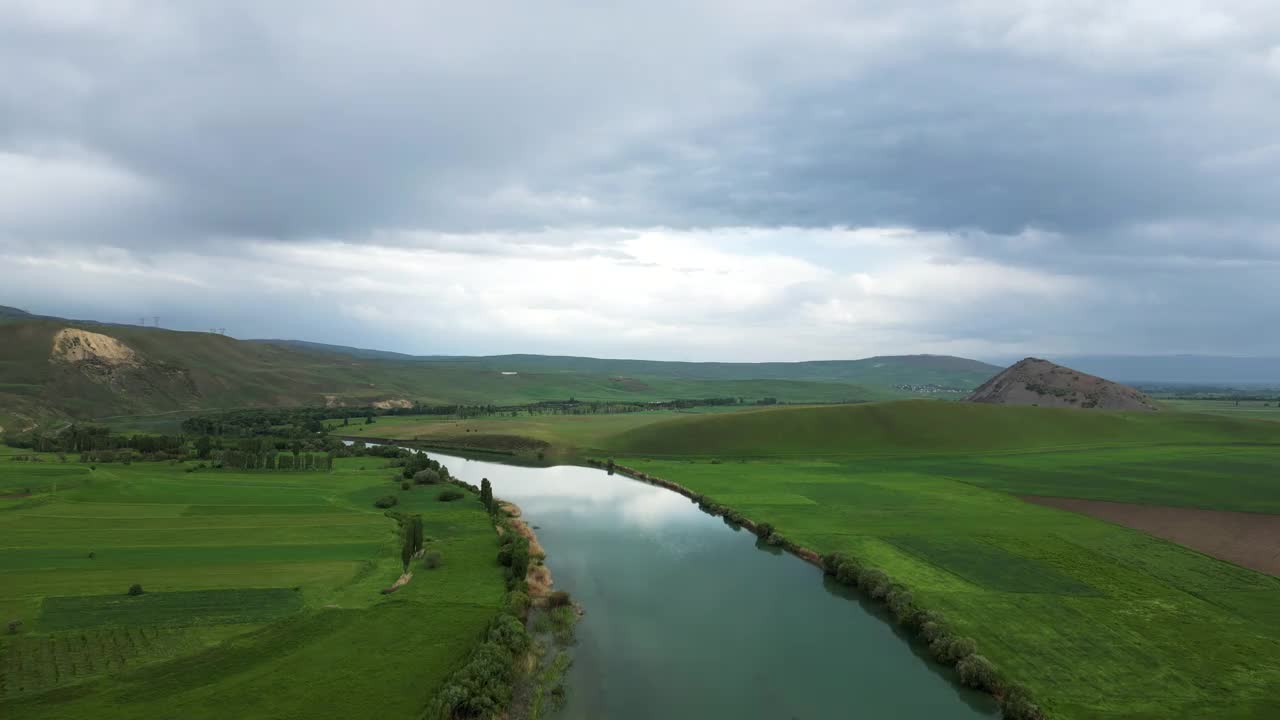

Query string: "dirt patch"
[[1023, 495, 1280, 577], [50, 328, 140, 367], [609, 376, 653, 392], [372, 398, 412, 410]]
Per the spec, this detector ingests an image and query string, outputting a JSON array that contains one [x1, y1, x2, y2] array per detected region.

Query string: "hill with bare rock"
[[966, 357, 1159, 411], [1, 306, 992, 428]]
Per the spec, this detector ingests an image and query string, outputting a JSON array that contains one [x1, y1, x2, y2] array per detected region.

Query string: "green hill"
[[432, 352, 999, 388], [0, 317, 894, 429], [601, 399, 1280, 457], [0, 306, 1009, 430]]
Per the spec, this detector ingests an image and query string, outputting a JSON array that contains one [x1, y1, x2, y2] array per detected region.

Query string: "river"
[[427, 451, 999, 720]]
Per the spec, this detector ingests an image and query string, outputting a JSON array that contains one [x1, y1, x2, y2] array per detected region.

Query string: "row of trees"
[[210, 449, 336, 471], [177, 395, 768, 440], [5, 425, 186, 455]]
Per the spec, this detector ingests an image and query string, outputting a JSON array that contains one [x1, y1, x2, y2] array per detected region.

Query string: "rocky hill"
[[966, 357, 1159, 411]]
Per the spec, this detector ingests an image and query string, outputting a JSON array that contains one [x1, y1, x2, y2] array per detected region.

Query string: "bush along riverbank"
[[590, 458, 1047, 720], [426, 483, 578, 720]]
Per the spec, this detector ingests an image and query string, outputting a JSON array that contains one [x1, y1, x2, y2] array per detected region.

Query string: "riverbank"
[[496, 499, 579, 720], [591, 459, 1045, 720]]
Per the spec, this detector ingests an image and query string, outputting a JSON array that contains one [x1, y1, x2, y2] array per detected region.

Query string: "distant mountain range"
[[988, 355, 1280, 385]]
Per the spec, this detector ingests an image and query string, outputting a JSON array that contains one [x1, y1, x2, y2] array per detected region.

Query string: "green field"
[[333, 405, 762, 458], [1160, 398, 1280, 422], [0, 445, 507, 716], [599, 399, 1280, 457], [604, 402, 1280, 719]]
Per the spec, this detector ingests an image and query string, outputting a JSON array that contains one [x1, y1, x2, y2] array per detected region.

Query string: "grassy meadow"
[[0, 444, 506, 718], [330, 405, 758, 458], [603, 402, 1280, 719], [1159, 398, 1280, 422]]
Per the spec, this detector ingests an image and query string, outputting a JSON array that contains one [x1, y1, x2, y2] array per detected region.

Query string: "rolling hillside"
[[1, 308, 1000, 428], [601, 400, 1280, 457]]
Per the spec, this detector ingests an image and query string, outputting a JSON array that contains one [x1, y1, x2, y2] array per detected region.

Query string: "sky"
[[2, 1, 1279, 361]]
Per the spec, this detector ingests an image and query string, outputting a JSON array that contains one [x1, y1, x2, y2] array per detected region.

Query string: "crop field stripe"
[[886, 536, 1100, 595], [38, 589, 305, 632]]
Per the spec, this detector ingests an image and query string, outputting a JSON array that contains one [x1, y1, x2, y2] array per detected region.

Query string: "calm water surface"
[[428, 452, 999, 720]]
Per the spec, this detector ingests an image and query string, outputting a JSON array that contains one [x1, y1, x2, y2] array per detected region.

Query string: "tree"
[[195, 435, 212, 460], [510, 543, 530, 583], [127, 583, 145, 596], [401, 533, 414, 571], [480, 478, 493, 511], [365, 414, 375, 425]]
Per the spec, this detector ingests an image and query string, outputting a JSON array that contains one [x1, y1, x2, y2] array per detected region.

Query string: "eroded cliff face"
[[51, 328, 142, 368], [47, 327, 199, 409]]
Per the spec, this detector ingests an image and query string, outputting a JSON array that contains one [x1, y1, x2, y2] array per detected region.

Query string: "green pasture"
[[0, 450, 506, 716], [600, 399, 1280, 458], [608, 401, 1280, 719], [1161, 398, 1280, 422], [334, 405, 762, 457]]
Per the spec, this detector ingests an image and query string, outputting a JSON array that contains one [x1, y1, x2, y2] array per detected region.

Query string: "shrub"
[[6, 619, 21, 634], [127, 583, 144, 596], [423, 550, 443, 569], [856, 567, 887, 591], [510, 544, 530, 584], [930, 634, 977, 664], [857, 568, 891, 598], [400, 481, 411, 491], [766, 533, 786, 547], [547, 590, 572, 608], [373, 495, 398, 509], [1001, 684, 1046, 720], [506, 591, 530, 617], [413, 469, 441, 485], [755, 522, 775, 538], [437, 488, 464, 502], [822, 552, 847, 575], [956, 654, 1000, 692], [835, 558, 864, 586], [919, 620, 946, 643], [886, 588, 916, 621], [488, 613, 530, 654]]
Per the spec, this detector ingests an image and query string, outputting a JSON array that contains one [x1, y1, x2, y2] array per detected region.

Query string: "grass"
[[0, 447, 507, 717], [38, 589, 304, 632], [606, 401, 1280, 720], [599, 399, 1280, 458], [333, 405, 762, 458], [0, 625, 247, 699], [1160, 398, 1280, 422]]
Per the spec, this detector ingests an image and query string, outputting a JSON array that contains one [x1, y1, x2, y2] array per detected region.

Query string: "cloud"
[[3, 1, 1279, 358]]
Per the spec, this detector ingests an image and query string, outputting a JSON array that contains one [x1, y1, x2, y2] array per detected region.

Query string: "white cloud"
[[4, 225, 1106, 359]]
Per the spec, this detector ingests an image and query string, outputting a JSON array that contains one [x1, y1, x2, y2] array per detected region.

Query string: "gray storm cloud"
[[2, 1, 1278, 358]]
